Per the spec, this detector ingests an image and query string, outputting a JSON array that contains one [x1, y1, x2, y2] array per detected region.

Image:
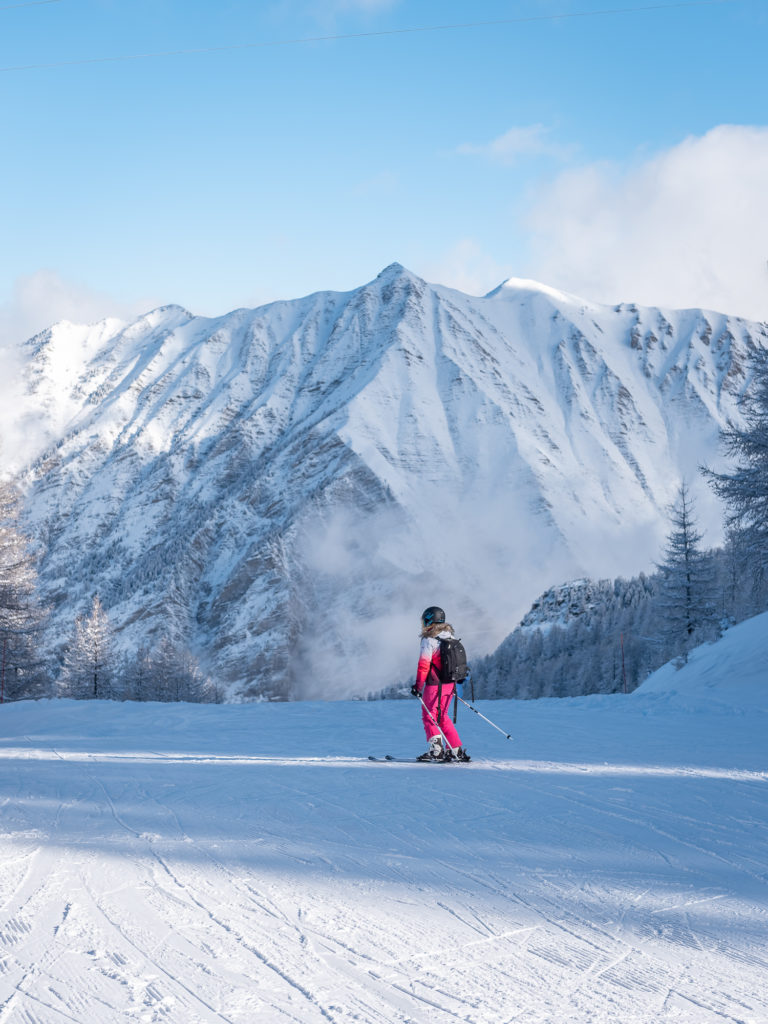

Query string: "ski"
[[367, 755, 463, 764]]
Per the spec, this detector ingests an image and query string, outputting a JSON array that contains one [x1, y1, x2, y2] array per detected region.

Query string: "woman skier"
[[412, 606, 471, 762]]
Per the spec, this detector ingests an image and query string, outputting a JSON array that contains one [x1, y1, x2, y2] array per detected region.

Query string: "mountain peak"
[[138, 303, 195, 324], [486, 276, 585, 306], [374, 262, 424, 286]]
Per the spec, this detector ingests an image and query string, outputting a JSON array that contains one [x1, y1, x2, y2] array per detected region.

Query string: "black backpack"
[[437, 637, 469, 684], [430, 637, 470, 725]]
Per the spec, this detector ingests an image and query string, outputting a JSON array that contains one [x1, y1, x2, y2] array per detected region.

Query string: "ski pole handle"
[[465, 668, 475, 703]]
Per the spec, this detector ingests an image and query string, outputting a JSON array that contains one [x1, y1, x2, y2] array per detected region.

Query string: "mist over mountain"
[[10, 264, 768, 699]]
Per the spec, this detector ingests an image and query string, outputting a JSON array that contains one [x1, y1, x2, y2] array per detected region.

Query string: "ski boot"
[[417, 735, 445, 761], [446, 747, 471, 763]]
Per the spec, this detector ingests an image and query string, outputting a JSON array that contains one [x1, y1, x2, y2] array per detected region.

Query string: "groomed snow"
[[1, 621, 767, 1023]]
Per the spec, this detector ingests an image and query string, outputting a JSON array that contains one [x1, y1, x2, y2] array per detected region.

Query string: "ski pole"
[[456, 695, 513, 741], [417, 692, 452, 750]]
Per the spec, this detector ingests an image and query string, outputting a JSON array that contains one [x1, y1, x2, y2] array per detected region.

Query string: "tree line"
[[0, 485, 221, 703]]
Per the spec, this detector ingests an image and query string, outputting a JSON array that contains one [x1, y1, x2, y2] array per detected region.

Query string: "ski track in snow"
[[0, 695, 767, 1024]]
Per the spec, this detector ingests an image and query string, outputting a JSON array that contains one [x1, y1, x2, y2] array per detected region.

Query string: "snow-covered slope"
[[1, 618, 766, 1022], [636, 610, 768, 708], [14, 264, 768, 697]]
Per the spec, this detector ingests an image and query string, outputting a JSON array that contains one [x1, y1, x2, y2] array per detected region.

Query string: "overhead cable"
[[0, 0, 737, 73]]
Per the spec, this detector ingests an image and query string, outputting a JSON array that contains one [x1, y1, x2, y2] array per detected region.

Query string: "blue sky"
[[1, 0, 766, 337]]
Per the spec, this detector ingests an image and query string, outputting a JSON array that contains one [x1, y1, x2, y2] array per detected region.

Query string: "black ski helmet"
[[421, 606, 446, 628]]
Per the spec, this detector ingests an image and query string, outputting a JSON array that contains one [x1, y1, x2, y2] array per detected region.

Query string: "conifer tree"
[[705, 348, 768, 605], [150, 635, 206, 702], [62, 595, 114, 699], [0, 479, 46, 700], [656, 483, 716, 662], [128, 646, 154, 702]]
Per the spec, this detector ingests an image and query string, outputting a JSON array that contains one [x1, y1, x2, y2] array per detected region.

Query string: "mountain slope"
[[637, 609, 768, 708], [15, 264, 768, 697]]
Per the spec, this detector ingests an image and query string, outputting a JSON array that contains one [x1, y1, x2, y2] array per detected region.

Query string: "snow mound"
[[635, 611, 768, 710]]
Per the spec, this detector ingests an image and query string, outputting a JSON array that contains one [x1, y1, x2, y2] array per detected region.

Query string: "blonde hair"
[[421, 621, 454, 639]]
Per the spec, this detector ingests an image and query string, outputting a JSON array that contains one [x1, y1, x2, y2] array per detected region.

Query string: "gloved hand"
[[410, 684, 421, 698]]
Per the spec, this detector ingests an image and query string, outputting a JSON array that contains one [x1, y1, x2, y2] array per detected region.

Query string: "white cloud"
[[0, 270, 153, 351], [457, 124, 573, 166], [524, 125, 768, 322]]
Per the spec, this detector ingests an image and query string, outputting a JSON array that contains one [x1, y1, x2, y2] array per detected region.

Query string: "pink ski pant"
[[421, 684, 462, 749]]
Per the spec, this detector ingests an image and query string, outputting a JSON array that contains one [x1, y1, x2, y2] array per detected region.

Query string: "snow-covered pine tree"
[[0, 479, 46, 700], [150, 635, 207, 702], [61, 595, 115, 699], [705, 348, 768, 609], [126, 646, 154, 702], [655, 483, 717, 662]]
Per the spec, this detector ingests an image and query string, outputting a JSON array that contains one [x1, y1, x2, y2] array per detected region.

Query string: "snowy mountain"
[[517, 577, 645, 632], [473, 574, 659, 700], [2, 615, 767, 1021], [12, 264, 768, 698]]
